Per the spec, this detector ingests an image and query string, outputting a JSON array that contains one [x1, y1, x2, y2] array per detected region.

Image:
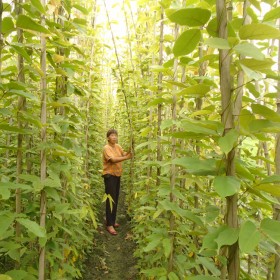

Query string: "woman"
[[102, 129, 132, 235]]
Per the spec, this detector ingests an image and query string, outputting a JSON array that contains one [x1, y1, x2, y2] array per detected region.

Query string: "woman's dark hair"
[[106, 129, 118, 138]]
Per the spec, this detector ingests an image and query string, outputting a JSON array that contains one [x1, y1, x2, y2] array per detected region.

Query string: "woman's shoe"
[[107, 226, 117, 235], [114, 223, 120, 228]]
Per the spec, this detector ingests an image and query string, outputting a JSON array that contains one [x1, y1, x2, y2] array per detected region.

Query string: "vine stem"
[[102, 0, 134, 150]]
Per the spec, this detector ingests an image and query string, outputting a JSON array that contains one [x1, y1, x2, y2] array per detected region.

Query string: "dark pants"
[[104, 175, 121, 226]]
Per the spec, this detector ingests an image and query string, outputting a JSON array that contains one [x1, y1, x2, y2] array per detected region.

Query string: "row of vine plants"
[[0, 0, 109, 279], [109, 0, 280, 279]]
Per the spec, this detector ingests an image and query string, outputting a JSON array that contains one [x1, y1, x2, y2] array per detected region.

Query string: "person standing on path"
[[102, 129, 132, 235]]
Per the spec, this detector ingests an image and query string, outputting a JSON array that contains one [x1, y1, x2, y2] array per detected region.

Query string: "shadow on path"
[[82, 191, 138, 280]]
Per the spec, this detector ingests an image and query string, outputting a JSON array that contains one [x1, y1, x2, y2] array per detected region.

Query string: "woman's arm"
[[109, 152, 132, 163]]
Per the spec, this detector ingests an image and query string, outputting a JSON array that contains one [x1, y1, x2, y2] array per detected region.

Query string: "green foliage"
[[213, 176, 241, 198], [16, 15, 50, 34], [166, 8, 211, 26], [239, 23, 280, 40], [239, 221, 261, 253], [1, 0, 280, 278], [0, 0, 104, 278], [173, 29, 201, 56]]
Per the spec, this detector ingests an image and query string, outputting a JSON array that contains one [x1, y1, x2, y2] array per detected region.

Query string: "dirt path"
[[82, 191, 138, 280]]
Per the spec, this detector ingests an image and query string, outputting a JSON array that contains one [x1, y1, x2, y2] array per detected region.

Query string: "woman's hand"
[[126, 152, 133, 159]]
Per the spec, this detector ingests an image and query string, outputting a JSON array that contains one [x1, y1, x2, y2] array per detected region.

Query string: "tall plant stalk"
[[15, 0, 26, 268], [216, 0, 239, 279], [273, 16, 280, 280], [0, 0, 3, 77], [168, 23, 179, 274], [39, 0, 47, 278], [156, 6, 164, 186]]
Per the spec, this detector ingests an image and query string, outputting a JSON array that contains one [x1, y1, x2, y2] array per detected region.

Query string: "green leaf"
[[205, 205, 220, 223], [201, 226, 227, 251], [236, 160, 255, 181], [0, 185, 10, 199], [0, 124, 33, 134], [2, 17, 15, 35], [205, 38, 230, 49], [251, 104, 280, 122], [0, 275, 13, 280], [188, 276, 219, 280], [197, 256, 221, 276], [239, 23, 280, 40], [150, 65, 171, 73], [249, 119, 280, 133], [246, 83, 260, 98], [143, 238, 161, 252], [142, 267, 167, 277], [206, 17, 218, 37], [161, 119, 174, 130], [17, 218, 46, 238], [218, 129, 239, 154], [177, 84, 211, 98], [0, 182, 32, 191], [249, 200, 272, 211], [31, 0, 45, 13], [260, 175, 280, 184], [183, 210, 204, 226], [239, 221, 261, 253], [240, 58, 275, 72], [0, 214, 14, 237], [233, 42, 265, 60], [173, 157, 219, 176], [261, 218, 280, 244], [263, 7, 280, 22], [166, 8, 211, 27], [255, 183, 280, 197], [215, 227, 239, 250], [6, 270, 28, 280], [168, 272, 180, 280], [0, 108, 12, 117], [73, 4, 90, 15], [10, 45, 32, 63], [173, 29, 201, 57], [158, 200, 203, 226], [240, 64, 263, 81], [162, 238, 172, 258], [213, 176, 240, 198], [16, 15, 50, 34], [8, 89, 38, 101], [147, 97, 168, 107], [180, 119, 217, 135]]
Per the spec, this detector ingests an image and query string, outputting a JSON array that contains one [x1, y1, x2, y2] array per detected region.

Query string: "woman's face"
[[107, 133, 118, 144]]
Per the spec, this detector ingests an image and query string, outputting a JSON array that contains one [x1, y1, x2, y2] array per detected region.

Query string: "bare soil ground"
[[82, 191, 138, 280]]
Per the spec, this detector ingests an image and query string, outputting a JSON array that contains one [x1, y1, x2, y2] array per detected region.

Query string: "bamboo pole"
[[15, 0, 26, 268], [156, 6, 164, 186], [168, 23, 179, 274], [216, 0, 239, 279], [38, 0, 47, 278], [85, 1, 97, 178], [273, 15, 280, 280], [0, 0, 3, 77]]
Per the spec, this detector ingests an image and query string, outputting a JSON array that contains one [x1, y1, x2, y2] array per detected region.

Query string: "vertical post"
[[273, 15, 280, 280], [39, 0, 47, 278], [15, 0, 25, 268], [216, 0, 239, 279], [156, 6, 164, 186]]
